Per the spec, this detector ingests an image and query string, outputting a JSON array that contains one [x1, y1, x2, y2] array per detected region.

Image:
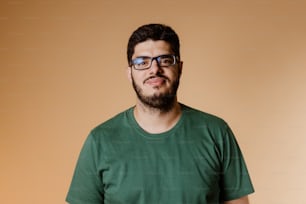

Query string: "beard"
[[131, 73, 180, 112]]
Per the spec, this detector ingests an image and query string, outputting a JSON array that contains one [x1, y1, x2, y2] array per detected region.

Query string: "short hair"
[[127, 24, 180, 65]]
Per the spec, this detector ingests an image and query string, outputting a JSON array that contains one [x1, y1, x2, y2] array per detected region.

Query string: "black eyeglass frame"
[[130, 54, 179, 70]]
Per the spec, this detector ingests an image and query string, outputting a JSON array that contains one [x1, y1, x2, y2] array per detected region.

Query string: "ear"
[[178, 61, 183, 76], [126, 66, 132, 83]]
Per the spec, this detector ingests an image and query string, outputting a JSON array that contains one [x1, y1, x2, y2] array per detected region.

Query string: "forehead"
[[132, 40, 172, 58]]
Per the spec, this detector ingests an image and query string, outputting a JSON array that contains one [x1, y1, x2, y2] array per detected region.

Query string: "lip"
[[145, 77, 166, 86]]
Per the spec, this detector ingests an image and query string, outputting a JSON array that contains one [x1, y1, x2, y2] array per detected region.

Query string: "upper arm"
[[224, 196, 249, 204], [66, 133, 104, 204], [220, 125, 254, 200]]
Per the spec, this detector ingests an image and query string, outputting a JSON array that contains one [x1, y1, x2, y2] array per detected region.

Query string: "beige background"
[[1, 0, 306, 203]]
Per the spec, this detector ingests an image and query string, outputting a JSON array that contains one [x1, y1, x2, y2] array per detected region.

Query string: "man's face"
[[127, 40, 183, 111]]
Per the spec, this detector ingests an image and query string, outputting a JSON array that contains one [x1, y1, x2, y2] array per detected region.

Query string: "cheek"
[[131, 71, 145, 84], [168, 70, 181, 81]]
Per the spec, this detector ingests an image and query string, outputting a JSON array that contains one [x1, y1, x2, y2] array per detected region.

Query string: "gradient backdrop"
[[1, 0, 306, 203]]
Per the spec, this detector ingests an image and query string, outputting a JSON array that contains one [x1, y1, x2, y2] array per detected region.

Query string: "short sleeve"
[[220, 125, 255, 201], [66, 133, 104, 204]]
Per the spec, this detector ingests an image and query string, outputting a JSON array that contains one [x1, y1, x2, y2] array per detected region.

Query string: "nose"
[[149, 58, 162, 74]]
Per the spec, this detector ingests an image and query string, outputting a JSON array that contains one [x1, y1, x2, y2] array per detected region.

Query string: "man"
[[66, 23, 254, 204]]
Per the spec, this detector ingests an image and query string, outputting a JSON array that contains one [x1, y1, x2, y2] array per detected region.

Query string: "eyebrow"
[[133, 56, 151, 59], [133, 54, 173, 59]]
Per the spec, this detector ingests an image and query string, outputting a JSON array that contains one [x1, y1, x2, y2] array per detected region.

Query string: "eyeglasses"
[[130, 54, 178, 70]]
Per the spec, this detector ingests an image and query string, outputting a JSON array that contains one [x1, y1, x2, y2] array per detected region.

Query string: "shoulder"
[[181, 104, 241, 154], [180, 103, 235, 145], [181, 103, 228, 129], [89, 107, 134, 140]]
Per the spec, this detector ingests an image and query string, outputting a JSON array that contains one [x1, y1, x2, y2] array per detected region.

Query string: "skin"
[[127, 39, 183, 134], [127, 39, 250, 204], [224, 196, 250, 204]]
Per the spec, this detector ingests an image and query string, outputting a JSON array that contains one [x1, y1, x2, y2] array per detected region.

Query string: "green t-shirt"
[[66, 104, 254, 204]]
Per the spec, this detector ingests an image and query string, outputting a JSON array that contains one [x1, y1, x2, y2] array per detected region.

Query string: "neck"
[[133, 100, 182, 134]]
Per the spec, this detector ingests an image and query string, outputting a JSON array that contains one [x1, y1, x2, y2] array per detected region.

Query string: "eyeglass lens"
[[132, 55, 176, 70]]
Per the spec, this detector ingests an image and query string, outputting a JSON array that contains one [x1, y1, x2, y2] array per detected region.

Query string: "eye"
[[159, 55, 175, 65], [139, 60, 150, 66], [133, 58, 147, 65], [132, 57, 151, 69]]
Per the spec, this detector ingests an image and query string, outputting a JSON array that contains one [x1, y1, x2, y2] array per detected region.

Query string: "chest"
[[99, 133, 222, 203]]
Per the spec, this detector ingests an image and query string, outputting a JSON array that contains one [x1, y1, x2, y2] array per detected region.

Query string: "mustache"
[[143, 74, 169, 84]]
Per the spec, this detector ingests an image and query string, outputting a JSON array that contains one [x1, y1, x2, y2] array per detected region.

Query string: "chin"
[[149, 89, 168, 97]]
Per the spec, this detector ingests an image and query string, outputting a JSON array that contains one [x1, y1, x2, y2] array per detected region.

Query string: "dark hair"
[[127, 24, 180, 65]]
